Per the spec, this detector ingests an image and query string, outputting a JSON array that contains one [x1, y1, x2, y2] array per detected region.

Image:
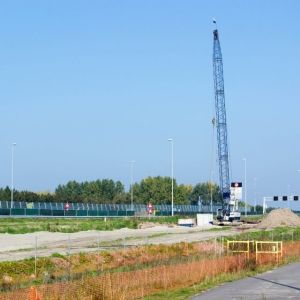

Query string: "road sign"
[[230, 182, 243, 201], [263, 195, 300, 213], [64, 203, 70, 211], [147, 203, 153, 214]]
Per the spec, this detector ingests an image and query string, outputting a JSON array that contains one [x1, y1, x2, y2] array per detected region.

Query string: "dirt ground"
[[0, 225, 237, 262], [256, 208, 300, 229]]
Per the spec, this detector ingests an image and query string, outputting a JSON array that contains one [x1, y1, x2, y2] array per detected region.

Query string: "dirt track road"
[[0, 225, 237, 261]]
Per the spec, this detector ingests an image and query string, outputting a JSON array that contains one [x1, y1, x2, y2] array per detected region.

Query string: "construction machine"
[[212, 21, 241, 224]]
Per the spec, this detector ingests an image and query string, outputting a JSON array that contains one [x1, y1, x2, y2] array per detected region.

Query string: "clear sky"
[[0, 1, 299, 208]]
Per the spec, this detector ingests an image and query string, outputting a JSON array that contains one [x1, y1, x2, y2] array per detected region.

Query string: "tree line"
[[0, 177, 223, 205]]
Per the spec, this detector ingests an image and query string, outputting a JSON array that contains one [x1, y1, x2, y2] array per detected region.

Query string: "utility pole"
[[168, 138, 174, 216], [243, 158, 247, 216], [130, 160, 135, 211], [254, 177, 257, 213], [10, 143, 17, 211], [210, 118, 215, 213]]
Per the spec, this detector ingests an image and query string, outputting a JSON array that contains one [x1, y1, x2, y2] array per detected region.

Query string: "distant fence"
[[0, 201, 217, 217], [0, 201, 254, 217]]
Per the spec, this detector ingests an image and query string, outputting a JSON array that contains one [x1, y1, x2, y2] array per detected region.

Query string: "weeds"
[[0, 217, 179, 234], [2, 240, 300, 299]]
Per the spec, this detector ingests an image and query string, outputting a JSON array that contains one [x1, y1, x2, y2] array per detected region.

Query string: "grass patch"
[[0, 216, 180, 234], [206, 226, 231, 232], [226, 226, 300, 242]]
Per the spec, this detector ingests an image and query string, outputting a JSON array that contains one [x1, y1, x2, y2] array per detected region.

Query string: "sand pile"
[[256, 208, 300, 229]]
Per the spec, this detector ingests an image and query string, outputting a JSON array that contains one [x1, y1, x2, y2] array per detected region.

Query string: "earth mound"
[[256, 208, 300, 229]]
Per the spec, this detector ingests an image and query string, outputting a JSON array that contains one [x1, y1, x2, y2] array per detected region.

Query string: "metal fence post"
[[35, 235, 38, 278], [68, 233, 71, 280]]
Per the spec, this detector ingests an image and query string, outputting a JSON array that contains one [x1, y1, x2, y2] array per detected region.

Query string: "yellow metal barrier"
[[226, 240, 283, 263], [255, 241, 283, 263], [226, 240, 253, 259]]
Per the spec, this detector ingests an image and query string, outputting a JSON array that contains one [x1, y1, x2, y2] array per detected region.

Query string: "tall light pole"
[[168, 138, 174, 216], [297, 170, 300, 194], [243, 158, 247, 216], [254, 177, 257, 213], [130, 160, 135, 211], [10, 143, 17, 211], [287, 184, 291, 208]]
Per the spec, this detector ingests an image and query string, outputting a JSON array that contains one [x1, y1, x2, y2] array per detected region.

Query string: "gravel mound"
[[257, 208, 300, 229]]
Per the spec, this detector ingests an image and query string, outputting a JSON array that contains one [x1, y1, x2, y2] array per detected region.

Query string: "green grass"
[[206, 226, 231, 232], [0, 216, 180, 234], [225, 226, 300, 242]]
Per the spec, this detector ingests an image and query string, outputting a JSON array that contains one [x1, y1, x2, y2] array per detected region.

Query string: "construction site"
[[0, 208, 300, 299], [0, 2, 300, 300]]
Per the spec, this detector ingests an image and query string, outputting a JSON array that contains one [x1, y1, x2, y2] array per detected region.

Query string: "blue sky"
[[0, 1, 299, 207]]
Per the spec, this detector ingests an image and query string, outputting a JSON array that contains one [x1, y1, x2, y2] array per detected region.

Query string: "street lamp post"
[[243, 158, 247, 217], [10, 143, 17, 211], [297, 170, 300, 200], [130, 160, 135, 211], [168, 138, 174, 216], [254, 177, 257, 213]]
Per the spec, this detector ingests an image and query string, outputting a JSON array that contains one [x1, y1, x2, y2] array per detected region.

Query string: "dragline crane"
[[212, 21, 240, 222]]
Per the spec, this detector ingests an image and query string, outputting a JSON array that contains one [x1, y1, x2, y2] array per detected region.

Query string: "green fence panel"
[[108, 210, 118, 216], [117, 210, 127, 216], [25, 209, 39, 216], [77, 210, 88, 216], [87, 210, 97, 216], [126, 211, 135, 216], [65, 210, 76, 216], [0, 208, 10, 215], [155, 211, 171, 216], [52, 210, 64, 216], [11, 208, 25, 215], [97, 211, 108, 216], [40, 209, 52, 216]]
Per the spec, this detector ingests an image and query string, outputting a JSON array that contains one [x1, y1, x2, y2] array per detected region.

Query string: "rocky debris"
[[256, 208, 300, 229]]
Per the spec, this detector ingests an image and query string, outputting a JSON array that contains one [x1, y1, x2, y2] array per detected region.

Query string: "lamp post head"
[[12, 143, 16, 146], [168, 138, 173, 142]]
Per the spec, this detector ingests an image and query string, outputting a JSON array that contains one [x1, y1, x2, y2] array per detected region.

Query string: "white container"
[[196, 214, 213, 226]]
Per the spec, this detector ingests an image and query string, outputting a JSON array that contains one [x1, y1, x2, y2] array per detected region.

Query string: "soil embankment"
[[256, 208, 300, 229]]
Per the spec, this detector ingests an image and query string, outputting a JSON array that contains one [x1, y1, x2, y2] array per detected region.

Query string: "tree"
[[131, 176, 191, 205], [176, 184, 193, 205], [189, 182, 222, 205], [55, 179, 126, 203], [0, 187, 11, 201], [55, 181, 83, 203]]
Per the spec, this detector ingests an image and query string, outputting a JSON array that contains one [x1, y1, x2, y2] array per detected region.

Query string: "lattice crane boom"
[[212, 28, 230, 205]]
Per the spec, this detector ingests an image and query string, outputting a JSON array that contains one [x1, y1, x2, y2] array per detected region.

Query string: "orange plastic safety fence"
[[28, 286, 41, 300]]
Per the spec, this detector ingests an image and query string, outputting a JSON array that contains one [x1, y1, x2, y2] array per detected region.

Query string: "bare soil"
[[0, 225, 235, 262], [256, 208, 300, 229]]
